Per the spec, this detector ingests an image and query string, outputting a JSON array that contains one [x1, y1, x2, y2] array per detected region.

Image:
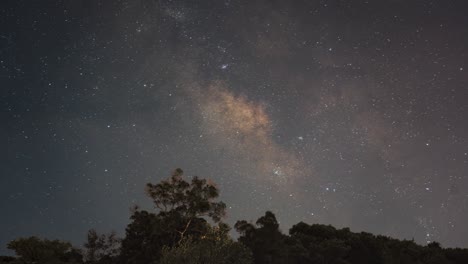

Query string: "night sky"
[[1, 0, 468, 254]]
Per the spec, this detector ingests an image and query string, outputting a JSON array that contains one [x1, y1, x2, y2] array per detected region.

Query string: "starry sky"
[[1, 0, 468, 254]]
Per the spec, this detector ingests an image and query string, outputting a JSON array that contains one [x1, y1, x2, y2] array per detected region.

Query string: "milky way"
[[1, 0, 468, 254]]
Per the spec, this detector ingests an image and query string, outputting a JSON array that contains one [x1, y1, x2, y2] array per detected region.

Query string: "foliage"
[[83, 229, 120, 264], [0, 256, 16, 264], [119, 168, 226, 263], [145, 168, 226, 223], [3, 168, 468, 264], [235, 211, 289, 264], [235, 212, 468, 264], [159, 225, 252, 264], [118, 210, 209, 263], [6, 236, 82, 264]]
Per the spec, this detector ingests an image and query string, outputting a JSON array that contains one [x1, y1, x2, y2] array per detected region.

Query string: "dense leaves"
[[235, 211, 288, 264], [119, 210, 211, 263], [5, 237, 82, 264], [160, 225, 252, 264], [145, 168, 226, 223], [2, 169, 468, 264], [83, 229, 120, 264], [235, 213, 468, 264], [119, 168, 227, 263]]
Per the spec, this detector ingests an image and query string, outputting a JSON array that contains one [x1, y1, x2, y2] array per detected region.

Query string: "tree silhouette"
[[145, 168, 226, 230], [160, 224, 252, 264], [0, 256, 16, 264], [235, 211, 288, 264], [83, 229, 120, 264], [7, 237, 82, 264], [3, 168, 468, 264], [119, 168, 227, 263]]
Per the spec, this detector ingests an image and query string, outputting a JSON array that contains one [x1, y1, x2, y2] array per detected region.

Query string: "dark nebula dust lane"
[[1, 0, 468, 254]]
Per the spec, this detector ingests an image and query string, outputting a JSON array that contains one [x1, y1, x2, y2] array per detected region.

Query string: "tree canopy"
[[119, 168, 228, 263], [2, 168, 468, 264], [145, 168, 226, 239], [83, 229, 120, 264], [6, 237, 82, 264], [160, 225, 252, 264]]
